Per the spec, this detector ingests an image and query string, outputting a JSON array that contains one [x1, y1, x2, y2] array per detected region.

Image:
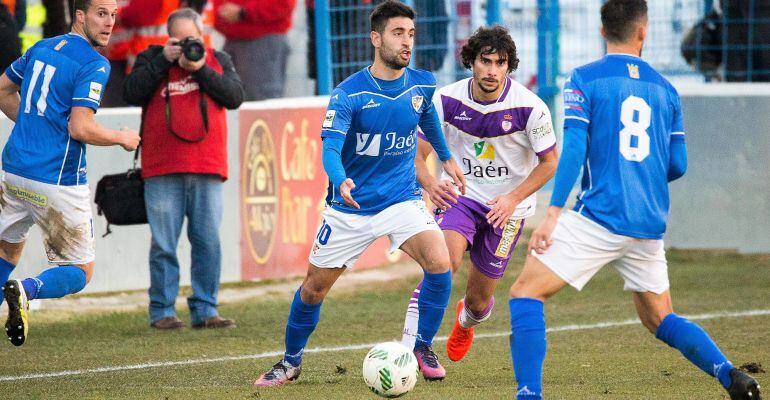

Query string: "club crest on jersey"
[[411, 95, 423, 112], [501, 120, 512, 132], [627, 63, 640, 79]]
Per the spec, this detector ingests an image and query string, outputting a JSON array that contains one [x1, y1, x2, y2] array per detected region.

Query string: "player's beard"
[[379, 46, 409, 70], [476, 79, 500, 94], [83, 24, 105, 48]]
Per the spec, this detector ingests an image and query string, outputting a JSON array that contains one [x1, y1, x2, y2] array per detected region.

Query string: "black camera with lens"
[[177, 37, 205, 62]]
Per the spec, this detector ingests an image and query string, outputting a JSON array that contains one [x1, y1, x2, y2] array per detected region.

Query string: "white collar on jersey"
[[365, 66, 409, 91]]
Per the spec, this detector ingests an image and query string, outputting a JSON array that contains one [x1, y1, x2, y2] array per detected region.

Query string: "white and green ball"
[[362, 342, 419, 398]]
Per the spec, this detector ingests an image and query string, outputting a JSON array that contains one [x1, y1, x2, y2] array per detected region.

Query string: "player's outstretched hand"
[[425, 178, 459, 210], [119, 127, 141, 151], [486, 193, 521, 229], [528, 208, 560, 254], [441, 158, 466, 195], [339, 178, 360, 209]]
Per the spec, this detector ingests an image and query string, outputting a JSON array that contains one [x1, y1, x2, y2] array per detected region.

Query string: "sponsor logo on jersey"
[[411, 95, 423, 112], [474, 141, 495, 160], [564, 89, 585, 104], [355, 131, 416, 157], [531, 122, 553, 139], [362, 99, 380, 110], [355, 133, 382, 156], [242, 119, 279, 265], [627, 63, 640, 79], [54, 40, 67, 51], [97, 66, 107, 73], [454, 110, 472, 121], [322, 110, 336, 128], [463, 141, 509, 178], [88, 82, 103, 100]]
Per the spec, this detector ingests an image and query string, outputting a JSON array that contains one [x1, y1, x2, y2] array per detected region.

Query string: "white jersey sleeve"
[[525, 103, 557, 156]]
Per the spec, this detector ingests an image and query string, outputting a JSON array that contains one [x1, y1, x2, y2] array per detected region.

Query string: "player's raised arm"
[[0, 74, 20, 123]]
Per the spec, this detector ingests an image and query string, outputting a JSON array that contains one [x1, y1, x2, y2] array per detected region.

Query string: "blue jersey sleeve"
[[321, 88, 354, 140], [418, 104, 451, 161], [563, 70, 590, 130], [72, 59, 111, 111], [668, 89, 687, 181], [5, 49, 30, 86]]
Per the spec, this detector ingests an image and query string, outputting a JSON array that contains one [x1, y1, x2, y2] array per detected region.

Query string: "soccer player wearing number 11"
[[0, 0, 140, 347], [506, 1, 761, 399]]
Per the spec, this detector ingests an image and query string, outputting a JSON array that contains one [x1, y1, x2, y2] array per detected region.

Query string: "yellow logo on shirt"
[[627, 63, 640, 79], [474, 141, 496, 161]]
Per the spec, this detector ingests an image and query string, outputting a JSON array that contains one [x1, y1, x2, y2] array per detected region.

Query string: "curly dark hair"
[[460, 26, 519, 73]]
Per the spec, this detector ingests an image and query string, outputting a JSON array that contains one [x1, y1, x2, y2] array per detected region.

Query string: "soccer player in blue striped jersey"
[[505, 1, 761, 399], [253, 1, 465, 387], [0, 0, 140, 347]]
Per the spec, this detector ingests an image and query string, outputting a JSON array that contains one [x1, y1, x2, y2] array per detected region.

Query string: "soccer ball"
[[362, 342, 418, 398]]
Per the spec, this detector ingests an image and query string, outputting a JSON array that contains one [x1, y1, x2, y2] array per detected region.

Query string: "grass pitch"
[[0, 247, 768, 399]]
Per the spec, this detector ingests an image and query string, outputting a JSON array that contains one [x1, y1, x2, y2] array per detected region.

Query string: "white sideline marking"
[[1, 309, 768, 382]]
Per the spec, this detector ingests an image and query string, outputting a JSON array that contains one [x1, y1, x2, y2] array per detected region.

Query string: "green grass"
[[1, 246, 768, 399]]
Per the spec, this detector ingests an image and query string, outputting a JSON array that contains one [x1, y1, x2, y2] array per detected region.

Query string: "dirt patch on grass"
[[739, 362, 766, 374]]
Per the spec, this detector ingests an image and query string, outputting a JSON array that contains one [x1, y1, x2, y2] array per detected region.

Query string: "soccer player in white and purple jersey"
[[505, 1, 761, 399], [401, 26, 558, 364]]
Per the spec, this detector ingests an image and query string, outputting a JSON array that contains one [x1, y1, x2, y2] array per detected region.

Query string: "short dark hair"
[[460, 26, 519, 73], [601, 0, 648, 43], [73, 0, 92, 13], [370, 1, 415, 34]]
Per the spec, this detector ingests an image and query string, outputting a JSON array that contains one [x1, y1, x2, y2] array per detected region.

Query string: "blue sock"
[[414, 270, 452, 349], [509, 298, 546, 400], [283, 287, 322, 367], [21, 266, 87, 300], [655, 313, 733, 389], [0, 258, 15, 306]]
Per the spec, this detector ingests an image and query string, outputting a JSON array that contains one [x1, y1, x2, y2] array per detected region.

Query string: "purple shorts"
[[435, 196, 525, 279]]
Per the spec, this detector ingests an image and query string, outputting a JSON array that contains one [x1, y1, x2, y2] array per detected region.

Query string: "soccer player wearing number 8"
[[253, 1, 465, 387], [506, 1, 762, 400], [0, 0, 141, 347]]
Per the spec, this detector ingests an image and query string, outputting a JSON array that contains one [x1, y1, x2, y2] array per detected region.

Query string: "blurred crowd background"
[[1, 0, 768, 110]]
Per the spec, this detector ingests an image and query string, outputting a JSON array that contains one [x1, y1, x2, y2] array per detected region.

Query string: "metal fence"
[[315, 0, 770, 103]]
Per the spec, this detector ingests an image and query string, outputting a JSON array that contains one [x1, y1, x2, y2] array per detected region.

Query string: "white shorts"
[[534, 210, 669, 294], [309, 200, 440, 268], [0, 172, 95, 264]]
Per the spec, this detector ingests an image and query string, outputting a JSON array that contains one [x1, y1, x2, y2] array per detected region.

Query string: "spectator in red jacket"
[[214, 0, 296, 101], [123, 8, 244, 330]]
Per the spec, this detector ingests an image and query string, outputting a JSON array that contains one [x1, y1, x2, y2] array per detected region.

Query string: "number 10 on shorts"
[[316, 220, 332, 245]]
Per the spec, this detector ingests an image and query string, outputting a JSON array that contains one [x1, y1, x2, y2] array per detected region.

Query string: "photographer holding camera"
[[123, 7, 244, 330]]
